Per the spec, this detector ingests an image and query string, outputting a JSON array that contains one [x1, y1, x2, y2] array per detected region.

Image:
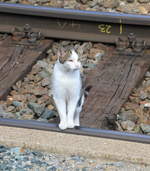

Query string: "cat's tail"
[[77, 92, 85, 111], [76, 94, 85, 114], [74, 91, 85, 127]]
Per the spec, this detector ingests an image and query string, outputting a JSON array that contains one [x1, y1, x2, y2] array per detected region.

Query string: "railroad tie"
[[81, 48, 150, 129], [0, 36, 53, 99]]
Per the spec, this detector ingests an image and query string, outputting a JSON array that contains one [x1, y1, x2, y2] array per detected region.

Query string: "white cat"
[[51, 49, 84, 130]]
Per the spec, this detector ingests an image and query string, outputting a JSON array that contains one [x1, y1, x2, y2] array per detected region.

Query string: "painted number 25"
[[98, 24, 112, 34]]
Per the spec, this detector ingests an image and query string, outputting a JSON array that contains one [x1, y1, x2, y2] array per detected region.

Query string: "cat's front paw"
[[59, 122, 67, 130], [67, 121, 75, 129], [74, 123, 80, 127], [74, 120, 80, 127]]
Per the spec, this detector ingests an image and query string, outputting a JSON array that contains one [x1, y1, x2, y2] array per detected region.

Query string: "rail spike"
[[116, 33, 146, 56], [12, 24, 44, 45]]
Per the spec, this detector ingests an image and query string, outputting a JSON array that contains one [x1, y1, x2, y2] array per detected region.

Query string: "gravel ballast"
[[0, 145, 150, 171]]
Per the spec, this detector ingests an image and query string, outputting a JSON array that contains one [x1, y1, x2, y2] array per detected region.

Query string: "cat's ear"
[[70, 49, 79, 60], [56, 50, 61, 62], [57, 48, 67, 63]]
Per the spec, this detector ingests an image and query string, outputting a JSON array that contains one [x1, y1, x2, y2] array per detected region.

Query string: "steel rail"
[[0, 118, 150, 144], [0, 3, 150, 44], [0, 2, 150, 25]]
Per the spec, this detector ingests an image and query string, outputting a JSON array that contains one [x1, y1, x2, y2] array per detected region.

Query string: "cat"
[[51, 49, 84, 130]]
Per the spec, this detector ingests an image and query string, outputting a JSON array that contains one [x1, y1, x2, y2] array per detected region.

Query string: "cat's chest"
[[54, 66, 80, 87], [58, 72, 79, 86], [53, 63, 81, 87]]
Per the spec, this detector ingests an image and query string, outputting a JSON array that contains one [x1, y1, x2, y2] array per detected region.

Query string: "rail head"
[[0, 118, 150, 144], [0, 2, 150, 25]]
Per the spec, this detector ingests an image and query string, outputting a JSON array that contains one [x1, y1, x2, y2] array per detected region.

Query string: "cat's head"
[[58, 49, 81, 71]]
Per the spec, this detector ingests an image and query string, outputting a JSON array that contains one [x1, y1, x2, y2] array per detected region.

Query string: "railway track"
[[0, 2, 150, 164]]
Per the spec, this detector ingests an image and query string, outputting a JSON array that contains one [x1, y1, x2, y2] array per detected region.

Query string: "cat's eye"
[[68, 59, 73, 62]]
